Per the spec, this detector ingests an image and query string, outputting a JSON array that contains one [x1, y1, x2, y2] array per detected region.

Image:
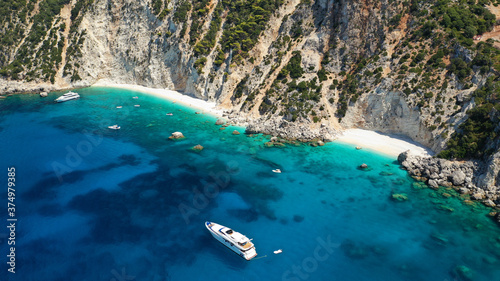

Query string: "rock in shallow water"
[[192, 144, 204, 151], [391, 193, 408, 201], [168, 132, 185, 140], [293, 215, 304, 222]]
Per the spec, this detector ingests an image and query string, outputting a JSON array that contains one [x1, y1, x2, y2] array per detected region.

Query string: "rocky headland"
[[399, 150, 500, 214]]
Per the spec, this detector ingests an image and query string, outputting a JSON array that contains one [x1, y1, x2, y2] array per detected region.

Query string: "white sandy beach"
[[336, 128, 433, 158], [91, 81, 432, 158], [93, 81, 224, 117]]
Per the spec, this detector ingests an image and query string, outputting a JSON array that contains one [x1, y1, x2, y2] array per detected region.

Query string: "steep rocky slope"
[[1, 0, 500, 206]]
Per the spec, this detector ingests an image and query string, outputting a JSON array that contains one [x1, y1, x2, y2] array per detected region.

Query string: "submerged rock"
[[452, 265, 474, 281], [232, 130, 240, 135], [412, 182, 428, 189], [441, 192, 452, 198], [191, 144, 204, 151], [391, 193, 408, 201], [293, 215, 304, 222], [484, 199, 496, 207], [430, 232, 449, 245], [463, 200, 475, 206], [439, 205, 454, 212], [341, 239, 369, 259]]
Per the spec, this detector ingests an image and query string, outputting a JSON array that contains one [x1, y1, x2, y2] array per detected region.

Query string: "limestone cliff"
[[1, 0, 500, 203]]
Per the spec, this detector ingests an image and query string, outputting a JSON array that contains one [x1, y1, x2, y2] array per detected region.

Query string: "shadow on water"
[[23, 170, 87, 201], [250, 155, 282, 169], [37, 203, 65, 217], [227, 208, 259, 222], [201, 234, 250, 270], [23, 154, 141, 201], [67, 188, 145, 243]]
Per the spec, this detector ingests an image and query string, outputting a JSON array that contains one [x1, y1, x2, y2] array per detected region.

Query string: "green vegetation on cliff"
[[0, 0, 91, 82], [2, 0, 500, 162]]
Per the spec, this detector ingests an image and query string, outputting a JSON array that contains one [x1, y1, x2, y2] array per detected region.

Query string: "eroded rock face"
[[479, 151, 500, 189], [342, 83, 435, 150], [245, 116, 336, 142]]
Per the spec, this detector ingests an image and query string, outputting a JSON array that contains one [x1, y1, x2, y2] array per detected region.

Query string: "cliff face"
[[1, 0, 500, 199], [76, 0, 191, 90]]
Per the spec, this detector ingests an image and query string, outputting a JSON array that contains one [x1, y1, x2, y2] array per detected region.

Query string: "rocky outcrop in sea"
[[245, 116, 336, 142], [398, 150, 500, 208]]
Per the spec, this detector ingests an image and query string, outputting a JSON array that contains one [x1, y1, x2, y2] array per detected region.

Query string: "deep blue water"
[[0, 87, 499, 281]]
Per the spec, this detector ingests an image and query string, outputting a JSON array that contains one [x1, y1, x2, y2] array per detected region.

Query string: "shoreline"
[[92, 81, 224, 118], [90, 82, 433, 158], [335, 128, 434, 158]]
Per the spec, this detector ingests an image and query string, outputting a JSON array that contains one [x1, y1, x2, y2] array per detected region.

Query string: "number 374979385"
[[8, 167, 15, 215]]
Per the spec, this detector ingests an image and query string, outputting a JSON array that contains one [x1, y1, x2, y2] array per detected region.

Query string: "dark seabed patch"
[[37, 203, 65, 216], [227, 208, 259, 222]]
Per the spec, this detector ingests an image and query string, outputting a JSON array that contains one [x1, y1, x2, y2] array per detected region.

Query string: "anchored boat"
[[205, 221, 257, 260], [55, 91, 80, 103]]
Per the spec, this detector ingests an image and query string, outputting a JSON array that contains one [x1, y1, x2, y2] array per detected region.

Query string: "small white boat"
[[272, 169, 281, 173], [133, 96, 139, 99], [205, 222, 257, 260], [134, 105, 140, 107], [108, 125, 120, 130], [116, 106, 123, 109], [166, 113, 173, 116], [55, 91, 80, 102], [274, 249, 283, 254]]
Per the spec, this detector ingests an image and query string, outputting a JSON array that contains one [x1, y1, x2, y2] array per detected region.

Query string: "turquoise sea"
[[1, 87, 500, 281]]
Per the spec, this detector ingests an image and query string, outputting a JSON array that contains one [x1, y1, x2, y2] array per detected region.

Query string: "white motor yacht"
[[55, 91, 80, 102], [205, 222, 257, 260]]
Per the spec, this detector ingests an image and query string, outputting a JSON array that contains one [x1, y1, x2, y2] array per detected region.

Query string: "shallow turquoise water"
[[0, 87, 499, 281]]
